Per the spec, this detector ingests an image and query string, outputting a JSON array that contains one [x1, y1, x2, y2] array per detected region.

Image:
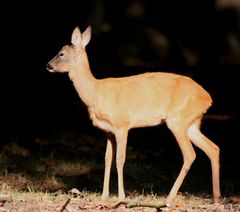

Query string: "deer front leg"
[[115, 128, 128, 201], [102, 133, 116, 200]]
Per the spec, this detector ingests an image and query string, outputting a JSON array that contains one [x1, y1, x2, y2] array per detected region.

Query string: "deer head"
[[46, 26, 92, 73]]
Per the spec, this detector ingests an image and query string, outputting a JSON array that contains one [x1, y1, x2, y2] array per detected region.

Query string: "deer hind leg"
[[187, 117, 221, 203], [102, 133, 116, 200], [115, 127, 128, 201], [166, 118, 196, 205]]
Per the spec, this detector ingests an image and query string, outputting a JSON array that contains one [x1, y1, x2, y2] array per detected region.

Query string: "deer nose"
[[46, 63, 53, 71]]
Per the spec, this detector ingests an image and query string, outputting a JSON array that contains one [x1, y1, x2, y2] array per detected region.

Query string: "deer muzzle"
[[46, 63, 54, 72]]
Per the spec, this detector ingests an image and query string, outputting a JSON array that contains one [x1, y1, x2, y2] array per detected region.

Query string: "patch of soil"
[[0, 193, 240, 211]]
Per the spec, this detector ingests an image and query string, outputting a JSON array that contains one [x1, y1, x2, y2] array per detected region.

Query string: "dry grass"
[[0, 165, 239, 211], [1, 187, 239, 211], [1, 119, 239, 211]]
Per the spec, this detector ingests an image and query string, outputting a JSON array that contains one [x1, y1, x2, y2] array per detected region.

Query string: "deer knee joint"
[[116, 153, 125, 167], [184, 152, 196, 169]]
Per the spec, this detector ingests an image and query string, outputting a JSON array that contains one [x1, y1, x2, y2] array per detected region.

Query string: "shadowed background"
[[1, 0, 239, 198]]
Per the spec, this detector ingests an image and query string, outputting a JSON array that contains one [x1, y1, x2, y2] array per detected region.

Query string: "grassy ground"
[[0, 116, 239, 211]]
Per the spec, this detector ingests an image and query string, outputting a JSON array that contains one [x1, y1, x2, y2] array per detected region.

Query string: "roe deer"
[[46, 26, 221, 205]]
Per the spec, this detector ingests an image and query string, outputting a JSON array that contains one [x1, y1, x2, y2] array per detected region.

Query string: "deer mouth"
[[46, 63, 55, 72]]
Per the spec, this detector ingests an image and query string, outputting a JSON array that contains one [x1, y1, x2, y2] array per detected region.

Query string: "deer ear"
[[71, 26, 82, 46], [81, 26, 92, 48]]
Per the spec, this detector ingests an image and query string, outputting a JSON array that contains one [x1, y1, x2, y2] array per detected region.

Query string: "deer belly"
[[128, 108, 166, 128], [130, 115, 165, 128]]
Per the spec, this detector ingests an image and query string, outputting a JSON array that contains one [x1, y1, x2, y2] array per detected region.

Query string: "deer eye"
[[59, 53, 64, 57]]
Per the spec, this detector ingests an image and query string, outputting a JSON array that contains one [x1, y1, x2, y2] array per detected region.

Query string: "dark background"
[[1, 0, 240, 197]]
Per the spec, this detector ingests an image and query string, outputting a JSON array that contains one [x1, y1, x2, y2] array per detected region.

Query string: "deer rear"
[[46, 26, 221, 205]]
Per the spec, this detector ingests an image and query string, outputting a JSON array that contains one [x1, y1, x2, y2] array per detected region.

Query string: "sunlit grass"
[[0, 187, 228, 212], [0, 124, 239, 210]]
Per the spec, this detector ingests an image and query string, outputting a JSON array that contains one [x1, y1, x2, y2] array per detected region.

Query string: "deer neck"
[[68, 53, 97, 107]]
